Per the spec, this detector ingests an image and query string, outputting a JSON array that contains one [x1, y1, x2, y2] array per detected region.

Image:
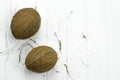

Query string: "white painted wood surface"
[[0, 0, 120, 80]]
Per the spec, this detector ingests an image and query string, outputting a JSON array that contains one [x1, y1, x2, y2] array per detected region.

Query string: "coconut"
[[25, 46, 58, 73], [11, 8, 41, 39]]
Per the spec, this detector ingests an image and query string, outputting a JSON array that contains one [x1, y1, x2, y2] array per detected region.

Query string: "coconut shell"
[[25, 46, 58, 73], [11, 8, 41, 39]]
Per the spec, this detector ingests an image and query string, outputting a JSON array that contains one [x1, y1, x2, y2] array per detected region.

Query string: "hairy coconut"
[[11, 8, 41, 39], [25, 46, 58, 73]]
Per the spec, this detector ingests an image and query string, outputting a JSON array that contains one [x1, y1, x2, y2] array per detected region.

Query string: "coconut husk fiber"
[[25, 46, 58, 73], [11, 8, 41, 39]]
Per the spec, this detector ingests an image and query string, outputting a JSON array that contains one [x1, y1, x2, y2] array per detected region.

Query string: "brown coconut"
[[11, 8, 41, 39], [25, 46, 58, 73]]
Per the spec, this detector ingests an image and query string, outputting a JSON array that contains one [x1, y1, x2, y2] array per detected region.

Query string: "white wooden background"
[[0, 0, 120, 80]]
